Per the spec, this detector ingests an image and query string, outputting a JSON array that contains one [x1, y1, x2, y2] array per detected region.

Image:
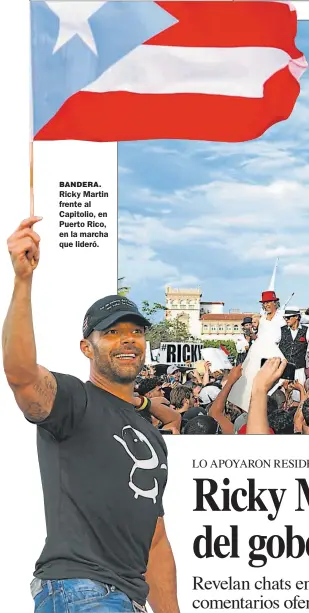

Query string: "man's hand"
[[253, 358, 287, 393], [227, 364, 243, 386], [290, 381, 304, 392], [161, 425, 180, 435], [204, 361, 211, 372], [7, 216, 42, 278]]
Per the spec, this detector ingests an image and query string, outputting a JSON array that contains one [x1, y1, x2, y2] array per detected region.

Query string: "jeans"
[[30, 578, 147, 612]]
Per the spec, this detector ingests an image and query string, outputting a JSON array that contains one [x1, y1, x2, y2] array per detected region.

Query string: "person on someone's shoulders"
[[258, 291, 286, 344]]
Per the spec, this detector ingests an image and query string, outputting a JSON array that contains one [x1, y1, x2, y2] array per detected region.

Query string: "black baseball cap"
[[82, 295, 151, 338], [242, 317, 252, 325]]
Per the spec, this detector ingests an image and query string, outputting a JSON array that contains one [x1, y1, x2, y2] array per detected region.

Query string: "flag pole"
[[29, 141, 36, 267], [30, 141, 34, 216], [283, 292, 295, 310], [29, 7, 37, 267]]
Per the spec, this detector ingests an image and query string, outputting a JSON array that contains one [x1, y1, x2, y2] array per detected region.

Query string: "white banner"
[[159, 342, 204, 366], [201, 347, 233, 372]]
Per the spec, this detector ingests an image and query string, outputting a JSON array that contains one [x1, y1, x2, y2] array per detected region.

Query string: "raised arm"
[[202, 361, 211, 387], [209, 365, 242, 434], [2, 217, 57, 421], [247, 358, 287, 434]]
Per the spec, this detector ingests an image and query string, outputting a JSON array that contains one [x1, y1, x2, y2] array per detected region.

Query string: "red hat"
[[260, 290, 279, 303]]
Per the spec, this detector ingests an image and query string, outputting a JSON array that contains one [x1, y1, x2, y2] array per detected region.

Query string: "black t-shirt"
[[29, 373, 168, 606], [180, 405, 207, 431]]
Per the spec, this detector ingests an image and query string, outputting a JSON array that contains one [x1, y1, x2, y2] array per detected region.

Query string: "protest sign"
[[159, 342, 204, 366], [201, 347, 233, 372]]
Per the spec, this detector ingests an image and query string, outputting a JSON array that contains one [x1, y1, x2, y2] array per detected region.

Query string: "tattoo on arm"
[[26, 402, 49, 421], [24, 374, 57, 421]]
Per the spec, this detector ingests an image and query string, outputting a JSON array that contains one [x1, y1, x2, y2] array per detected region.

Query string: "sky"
[[118, 21, 309, 314]]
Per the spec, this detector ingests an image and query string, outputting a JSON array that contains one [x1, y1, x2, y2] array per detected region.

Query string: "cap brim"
[[93, 310, 151, 332]]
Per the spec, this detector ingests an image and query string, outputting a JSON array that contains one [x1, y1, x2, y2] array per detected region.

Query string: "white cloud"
[[118, 66, 309, 300], [134, 178, 309, 215], [120, 174, 309, 271], [242, 241, 309, 261], [118, 244, 200, 287], [283, 262, 309, 275], [118, 212, 218, 246], [118, 165, 132, 174]]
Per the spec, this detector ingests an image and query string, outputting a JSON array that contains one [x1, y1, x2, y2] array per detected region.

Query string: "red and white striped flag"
[[34, 1, 307, 143]]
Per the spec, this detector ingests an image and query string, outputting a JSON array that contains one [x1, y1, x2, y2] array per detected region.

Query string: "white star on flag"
[[46, 1, 107, 55]]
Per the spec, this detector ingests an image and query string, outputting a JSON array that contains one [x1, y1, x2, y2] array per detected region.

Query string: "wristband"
[[136, 396, 149, 411]]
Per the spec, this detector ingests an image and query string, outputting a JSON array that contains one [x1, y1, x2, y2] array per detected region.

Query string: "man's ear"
[[80, 338, 94, 359]]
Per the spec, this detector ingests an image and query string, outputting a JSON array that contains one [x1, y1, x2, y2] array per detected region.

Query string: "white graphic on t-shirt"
[[113, 426, 167, 503]]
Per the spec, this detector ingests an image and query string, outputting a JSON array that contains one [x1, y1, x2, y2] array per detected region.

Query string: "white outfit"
[[235, 335, 249, 354], [258, 310, 286, 344]]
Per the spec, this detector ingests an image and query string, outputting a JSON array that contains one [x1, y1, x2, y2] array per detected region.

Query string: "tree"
[[142, 301, 201, 349], [141, 300, 167, 320], [117, 277, 130, 297]]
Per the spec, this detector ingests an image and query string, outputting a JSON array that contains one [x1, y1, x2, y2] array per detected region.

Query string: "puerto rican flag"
[[31, 1, 307, 143]]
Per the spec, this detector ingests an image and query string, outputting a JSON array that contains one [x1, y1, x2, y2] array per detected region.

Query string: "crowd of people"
[[134, 290, 309, 435]]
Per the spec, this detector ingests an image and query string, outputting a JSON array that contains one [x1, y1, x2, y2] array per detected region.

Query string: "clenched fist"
[[7, 216, 42, 279]]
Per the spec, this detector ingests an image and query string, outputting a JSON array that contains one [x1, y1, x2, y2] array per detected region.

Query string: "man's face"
[[193, 385, 202, 399], [243, 323, 252, 333], [149, 385, 165, 399], [173, 370, 181, 381], [87, 320, 146, 383], [284, 315, 298, 328], [189, 393, 195, 408], [252, 316, 260, 329], [263, 300, 276, 314]]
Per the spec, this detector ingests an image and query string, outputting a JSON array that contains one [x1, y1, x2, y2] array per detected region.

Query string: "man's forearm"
[[202, 370, 210, 386], [247, 386, 269, 434], [146, 536, 180, 613], [210, 381, 232, 416], [150, 401, 181, 431], [2, 277, 38, 385]]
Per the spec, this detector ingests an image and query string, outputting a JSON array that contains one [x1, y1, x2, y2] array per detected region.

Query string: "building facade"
[[165, 287, 254, 341]]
